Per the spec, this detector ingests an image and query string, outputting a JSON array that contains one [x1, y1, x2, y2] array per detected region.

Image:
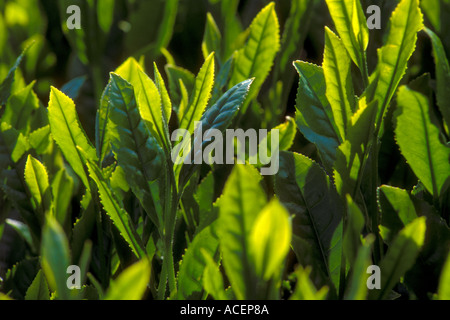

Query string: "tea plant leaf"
[[425, 27, 450, 131], [178, 79, 253, 188], [60, 75, 87, 100], [29, 125, 51, 155], [437, 252, 450, 300], [41, 215, 71, 300], [249, 199, 291, 281], [25, 269, 50, 300], [394, 86, 450, 199], [275, 151, 343, 293], [290, 266, 329, 300], [324, 0, 369, 71], [293, 61, 341, 171], [372, 0, 423, 128], [202, 249, 227, 300], [115, 58, 170, 151], [277, 0, 316, 80], [230, 2, 280, 106], [51, 168, 74, 230], [177, 224, 219, 299], [334, 98, 378, 198], [344, 235, 374, 300], [153, 62, 172, 125], [252, 116, 296, 166], [104, 259, 150, 300], [24, 155, 52, 222], [0, 45, 30, 106], [1, 81, 40, 135], [86, 161, 145, 259], [107, 73, 164, 224], [179, 52, 215, 135], [166, 64, 195, 109], [378, 185, 418, 244], [202, 13, 222, 60], [343, 195, 365, 266], [217, 165, 267, 300], [48, 87, 97, 190], [95, 82, 112, 164], [97, 0, 115, 34], [370, 216, 427, 300], [323, 27, 355, 140]]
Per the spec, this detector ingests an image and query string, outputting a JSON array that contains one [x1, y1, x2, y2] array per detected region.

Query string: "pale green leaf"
[[395, 86, 450, 198], [217, 165, 267, 300], [179, 53, 215, 136], [249, 199, 291, 281], [41, 215, 71, 300], [323, 27, 355, 139], [48, 87, 97, 190], [24, 154, 52, 221], [370, 216, 427, 300], [230, 2, 280, 107], [325, 0, 369, 70], [25, 269, 50, 300], [104, 259, 151, 300]]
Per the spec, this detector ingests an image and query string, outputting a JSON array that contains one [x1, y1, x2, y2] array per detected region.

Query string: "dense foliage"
[[0, 0, 449, 300]]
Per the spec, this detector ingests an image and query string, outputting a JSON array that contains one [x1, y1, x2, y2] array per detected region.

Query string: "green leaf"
[[95, 82, 112, 164], [177, 224, 219, 299], [437, 252, 450, 300], [275, 151, 343, 293], [334, 98, 378, 198], [165, 64, 195, 110], [178, 79, 253, 188], [202, 249, 227, 300], [252, 116, 296, 166], [86, 161, 145, 259], [61, 75, 87, 100], [249, 199, 291, 281], [229, 2, 280, 106], [1, 81, 40, 135], [6, 219, 34, 250], [293, 61, 341, 171], [324, 0, 369, 70], [51, 168, 74, 230], [178, 53, 215, 136], [394, 86, 450, 198], [378, 185, 418, 244], [115, 58, 170, 151], [323, 27, 355, 140], [48, 87, 97, 190], [425, 27, 450, 132], [370, 216, 427, 300], [277, 0, 317, 79], [107, 73, 164, 224], [290, 266, 329, 300], [217, 165, 267, 300], [25, 270, 50, 300], [371, 0, 423, 128], [97, 0, 115, 34], [0, 45, 30, 106], [344, 235, 374, 300], [104, 259, 151, 300], [29, 125, 51, 155], [343, 195, 365, 266], [24, 155, 52, 222], [41, 215, 71, 300], [153, 62, 172, 125], [202, 13, 222, 60]]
